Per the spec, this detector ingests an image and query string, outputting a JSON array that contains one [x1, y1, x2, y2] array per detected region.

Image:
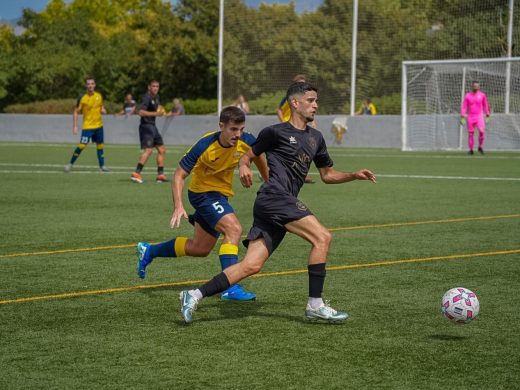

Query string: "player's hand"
[[239, 165, 253, 188], [170, 207, 188, 229], [355, 169, 376, 183], [459, 117, 466, 126], [485, 115, 490, 124], [72, 126, 78, 135]]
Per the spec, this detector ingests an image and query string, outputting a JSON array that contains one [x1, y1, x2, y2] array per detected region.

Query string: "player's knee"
[[241, 260, 262, 276], [221, 221, 242, 242], [78, 143, 87, 150], [314, 229, 332, 250]]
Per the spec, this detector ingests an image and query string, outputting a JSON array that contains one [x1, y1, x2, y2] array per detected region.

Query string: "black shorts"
[[243, 192, 313, 256], [139, 124, 164, 149]]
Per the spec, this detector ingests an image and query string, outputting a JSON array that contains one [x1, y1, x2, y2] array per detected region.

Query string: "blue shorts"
[[188, 191, 235, 238], [80, 127, 104, 144]]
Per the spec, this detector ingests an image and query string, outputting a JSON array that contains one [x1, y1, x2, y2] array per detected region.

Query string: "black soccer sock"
[[308, 263, 326, 298], [199, 272, 231, 298], [157, 166, 164, 175], [135, 163, 144, 173]]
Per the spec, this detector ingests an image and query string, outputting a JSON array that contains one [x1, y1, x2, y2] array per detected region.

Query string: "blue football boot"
[[220, 284, 256, 301], [136, 242, 151, 279]]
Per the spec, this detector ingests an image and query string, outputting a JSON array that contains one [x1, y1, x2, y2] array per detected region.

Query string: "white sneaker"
[[305, 301, 349, 322], [64, 163, 72, 173]]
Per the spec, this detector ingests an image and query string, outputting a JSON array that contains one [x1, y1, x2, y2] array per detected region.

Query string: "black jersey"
[[139, 92, 160, 126], [252, 122, 333, 197]]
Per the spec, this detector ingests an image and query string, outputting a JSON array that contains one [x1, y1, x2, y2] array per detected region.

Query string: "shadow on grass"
[[428, 334, 467, 341], [138, 285, 349, 326]]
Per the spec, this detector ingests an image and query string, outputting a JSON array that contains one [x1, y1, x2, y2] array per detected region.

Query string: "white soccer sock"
[[190, 289, 203, 300], [308, 297, 324, 309]]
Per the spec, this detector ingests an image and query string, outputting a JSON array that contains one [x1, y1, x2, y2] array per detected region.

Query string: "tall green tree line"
[[0, 0, 517, 113]]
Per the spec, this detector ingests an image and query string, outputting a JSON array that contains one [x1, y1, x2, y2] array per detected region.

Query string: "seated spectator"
[[167, 98, 185, 117], [234, 94, 250, 114], [355, 98, 377, 115], [116, 94, 137, 116]]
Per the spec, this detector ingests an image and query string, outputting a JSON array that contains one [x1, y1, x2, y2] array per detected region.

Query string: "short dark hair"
[[286, 81, 318, 102], [85, 76, 95, 83], [219, 106, 245, 124], [471, 80, 480, 84], [149, 80, 160, 85]]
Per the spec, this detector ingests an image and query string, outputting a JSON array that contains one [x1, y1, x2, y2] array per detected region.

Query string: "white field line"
[[1, 143, 519, 159], [0, 163, 519, 181], [329, 152, 520, 160]]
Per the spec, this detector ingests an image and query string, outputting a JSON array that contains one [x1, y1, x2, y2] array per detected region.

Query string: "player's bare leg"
[[286, 215, 348, 322], [155, 145, 168, 182], [131, 148, 153, 183]]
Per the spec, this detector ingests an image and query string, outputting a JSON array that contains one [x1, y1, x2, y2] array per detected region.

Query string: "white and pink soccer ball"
[[441, 287, 480, 324]]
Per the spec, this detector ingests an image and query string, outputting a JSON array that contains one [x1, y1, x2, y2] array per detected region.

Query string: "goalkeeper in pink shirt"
[[460, 81, 491, 155]]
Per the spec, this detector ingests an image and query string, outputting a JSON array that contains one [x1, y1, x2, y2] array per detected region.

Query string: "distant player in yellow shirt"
[[64, 77, 108, 172], [136, 106, 269, 301]]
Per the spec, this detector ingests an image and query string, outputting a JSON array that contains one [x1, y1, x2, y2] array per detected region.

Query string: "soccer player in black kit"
[[180, 82, 376, 324], [130, 80, 168, 184]]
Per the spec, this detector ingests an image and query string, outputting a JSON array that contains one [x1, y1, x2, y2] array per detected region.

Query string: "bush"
[[182, 99, 218, 115], [248, 91, 285, 115], [373, 93, 401, 115]]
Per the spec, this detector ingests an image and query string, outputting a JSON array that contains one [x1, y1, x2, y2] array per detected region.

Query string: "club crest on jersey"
[[307, 136, 317, 150], [289, 136, 297, 144], [296, 200, 308, 211]]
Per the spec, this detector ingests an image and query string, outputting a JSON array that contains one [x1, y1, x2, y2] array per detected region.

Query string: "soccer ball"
[[441, 287, 480, 324]]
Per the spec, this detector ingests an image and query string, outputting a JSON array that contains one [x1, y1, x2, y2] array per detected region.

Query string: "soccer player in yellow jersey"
[[136, 106, 269, 301], [64, 77, 108, 172]]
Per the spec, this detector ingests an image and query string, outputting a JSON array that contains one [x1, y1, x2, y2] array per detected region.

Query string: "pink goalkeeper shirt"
[[461, 91, 490, 119]]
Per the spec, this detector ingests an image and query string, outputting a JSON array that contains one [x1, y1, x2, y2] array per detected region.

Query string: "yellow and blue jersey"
[[76, 91, 104, 129], [179, 131, 256, 197], [278, 96, 291, 122]]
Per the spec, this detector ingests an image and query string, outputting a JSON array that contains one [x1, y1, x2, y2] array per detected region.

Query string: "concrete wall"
[[2, 113, 518, 150], [0, 114, 402, 148]]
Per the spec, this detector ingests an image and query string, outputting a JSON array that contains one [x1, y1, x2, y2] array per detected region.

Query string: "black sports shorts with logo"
[[139, 124, 164, 149], [243, 191, 313, 255]]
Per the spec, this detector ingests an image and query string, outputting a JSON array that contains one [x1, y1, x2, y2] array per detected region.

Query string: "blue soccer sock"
[[96, 144, 105, 167], [219, 243, 238, 271], [70, 145, 85, 164], [149, 237, 187, 259]]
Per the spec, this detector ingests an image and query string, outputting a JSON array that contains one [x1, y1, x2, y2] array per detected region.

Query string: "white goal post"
[[402, 57, 520, 151]]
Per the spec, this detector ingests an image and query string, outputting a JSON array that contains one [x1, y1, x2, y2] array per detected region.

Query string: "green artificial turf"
[[1, 143, 519, 389]]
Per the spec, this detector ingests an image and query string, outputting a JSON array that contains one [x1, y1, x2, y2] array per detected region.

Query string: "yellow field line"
[[1, 213, 519, 260], [1, 248, 519, 306], [0, 244, 135, 259], [327, 213, 520, 233]]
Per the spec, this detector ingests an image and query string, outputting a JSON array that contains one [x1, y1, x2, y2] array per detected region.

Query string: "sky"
[[0, 0, 323, 21]]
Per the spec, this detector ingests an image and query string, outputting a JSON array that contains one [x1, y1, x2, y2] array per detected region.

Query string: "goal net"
[[402, 58, 520, 151]]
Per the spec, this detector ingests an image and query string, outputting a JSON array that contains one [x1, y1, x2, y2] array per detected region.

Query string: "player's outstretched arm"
[[239, 149, 257, 188], [170, 166, 189, 228], [318, 166, 376, 184], [251, 153, 269, 182]]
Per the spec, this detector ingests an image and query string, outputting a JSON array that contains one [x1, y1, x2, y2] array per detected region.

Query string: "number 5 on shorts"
[[212, 201, 224, 214]]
